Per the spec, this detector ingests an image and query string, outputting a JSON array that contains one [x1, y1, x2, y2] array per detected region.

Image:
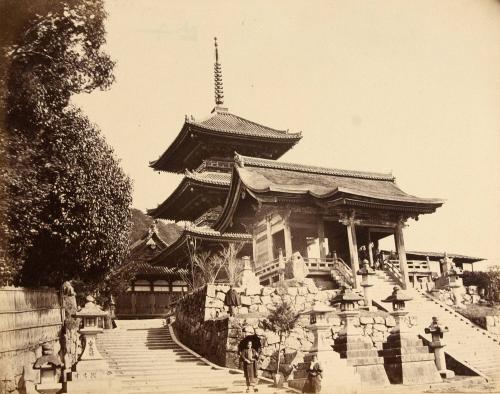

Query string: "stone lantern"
[[356, 261, 376, 311], [33, 342, 63, 394], [447, 263, 464, 308], [73, 295, 109, 371], [380, 286, 442, 384], [331, 286, 363, 336], [331, 286, 390, 386], [68, 295, 115, 393], [288, 300, 360, 392], [303, 301, 336, 353], [381, 286, 413, 335], [425, 317, 455, 378]]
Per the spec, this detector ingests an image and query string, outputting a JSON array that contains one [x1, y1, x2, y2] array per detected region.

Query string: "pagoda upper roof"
[[215, 154, 444, 231], [147, 171, 231, 220], [150, 225, 251, 267], [150, 107, 302, 173]]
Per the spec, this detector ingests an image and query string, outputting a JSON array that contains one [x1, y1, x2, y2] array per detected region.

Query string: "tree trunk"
[[276, 332, 283, 374]]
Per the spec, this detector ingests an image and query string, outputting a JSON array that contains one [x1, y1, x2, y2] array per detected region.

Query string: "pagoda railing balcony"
[[195, 159, 233, 173]]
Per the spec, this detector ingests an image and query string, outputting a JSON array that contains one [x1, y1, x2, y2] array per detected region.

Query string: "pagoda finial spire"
[[214, 37, 224, 106]]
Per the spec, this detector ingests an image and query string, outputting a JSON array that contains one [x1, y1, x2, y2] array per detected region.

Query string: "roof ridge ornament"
[[214, 37, 224, 107]]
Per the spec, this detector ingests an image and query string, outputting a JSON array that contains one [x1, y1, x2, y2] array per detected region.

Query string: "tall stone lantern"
[[380, 286, 442, 384], [447, 263, 464, 308], [357, 261, 376, 311], [73, 296, 109, 371], [331, 286, 390, 386], [425, 317, 455, 378], [69, 296, 115, 393], [331, 285, 363, 337], [288, 300, 360, 392]]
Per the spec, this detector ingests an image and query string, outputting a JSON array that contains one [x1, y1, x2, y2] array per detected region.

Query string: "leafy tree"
[[0, 0, 132, 288], [263, 302, 300, 376]]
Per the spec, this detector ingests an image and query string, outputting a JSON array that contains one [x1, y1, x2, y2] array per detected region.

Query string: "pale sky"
[[73, 0, 500, 268]]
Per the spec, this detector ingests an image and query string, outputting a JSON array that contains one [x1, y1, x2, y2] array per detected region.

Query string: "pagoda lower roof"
[[149, 225, 251, 267], [215, 154, 444, 231], [147, 171, 231, 220], [149, 108, 302, 173]]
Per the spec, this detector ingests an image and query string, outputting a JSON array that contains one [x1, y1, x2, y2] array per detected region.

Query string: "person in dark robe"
[[224, 285, 241, 317], [240, 340, 259, 392], [302, 354, 322, 393]]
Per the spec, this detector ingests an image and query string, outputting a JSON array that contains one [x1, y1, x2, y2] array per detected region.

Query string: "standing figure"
[[240, 341, 259, 392], [224, 285, 241, 317], [302, 354, 322, 393]]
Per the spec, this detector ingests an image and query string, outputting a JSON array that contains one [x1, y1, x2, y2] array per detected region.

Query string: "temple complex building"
[[213, 154, 444, 289]]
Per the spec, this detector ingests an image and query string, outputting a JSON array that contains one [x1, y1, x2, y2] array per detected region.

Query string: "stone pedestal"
[[334, 310, 389, 386], [380, 310, 442, 385], [285, 252, 309, 282], [240, 256, 261, 295], [288, 301, 360, 393]]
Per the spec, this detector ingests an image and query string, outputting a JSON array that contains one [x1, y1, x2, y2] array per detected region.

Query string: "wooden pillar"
[[266, 216, 273, 262], [318, 220, 326, 259], [284, 214, 293, 259], [346, 219, 360, 289], [367, 230, 374, 268], [394, 222, 410, 290]]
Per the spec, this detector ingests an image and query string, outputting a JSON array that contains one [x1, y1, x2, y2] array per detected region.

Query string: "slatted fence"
[[0, 287, 63, 354]]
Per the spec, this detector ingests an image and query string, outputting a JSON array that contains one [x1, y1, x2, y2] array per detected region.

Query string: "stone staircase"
[[371, 270, 500, 384], [96, 319, 296, 394]]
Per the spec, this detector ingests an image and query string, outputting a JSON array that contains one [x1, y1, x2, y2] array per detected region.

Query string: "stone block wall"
[[174, 282, 401, 377]]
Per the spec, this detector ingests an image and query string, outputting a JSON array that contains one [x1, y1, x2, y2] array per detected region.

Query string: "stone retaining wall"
[[174, 282, 410, 377]]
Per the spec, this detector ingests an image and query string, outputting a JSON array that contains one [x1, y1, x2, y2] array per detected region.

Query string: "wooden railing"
[[254, 258, 281, 278], [254, 256, 353, 286], [383, 259, 404, 286]]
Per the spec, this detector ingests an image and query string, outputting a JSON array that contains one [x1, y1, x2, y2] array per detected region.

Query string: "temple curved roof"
[[147, 171, 231, 220], [149, 108, 302, 173], [215, 154, 444, 231], [150, 225, 251, 267]]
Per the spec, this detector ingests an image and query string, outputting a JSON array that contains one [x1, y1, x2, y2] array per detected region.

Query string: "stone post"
[[425, 317, 455, 378], [240, 256, 261, 296], [447, 263, 464, 308], [357, 261, 376, 311]]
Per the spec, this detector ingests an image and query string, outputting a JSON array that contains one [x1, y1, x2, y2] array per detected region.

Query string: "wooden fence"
[[0, 287, 63, 354]]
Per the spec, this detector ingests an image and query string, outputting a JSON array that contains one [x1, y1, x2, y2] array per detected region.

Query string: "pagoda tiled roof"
[[149, 108, 302, 173], [185, 170, 231, 186], [147, 171, 230, 220], [185, 109, 302, 140]]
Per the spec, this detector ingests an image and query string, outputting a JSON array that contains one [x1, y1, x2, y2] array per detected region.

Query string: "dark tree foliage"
[[0, 0, 132, 288]]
